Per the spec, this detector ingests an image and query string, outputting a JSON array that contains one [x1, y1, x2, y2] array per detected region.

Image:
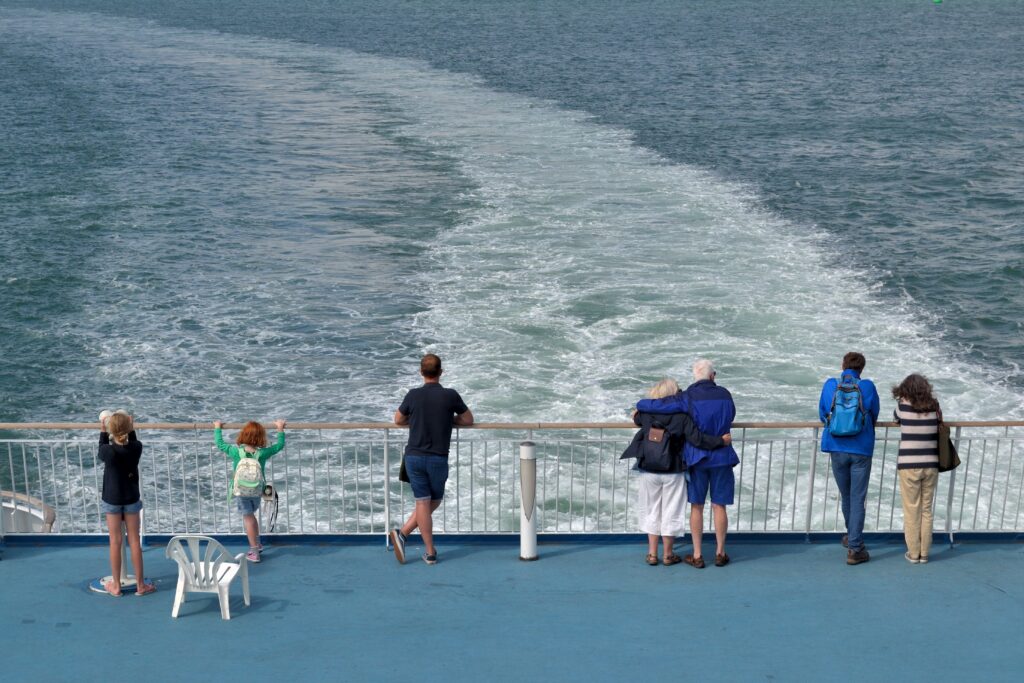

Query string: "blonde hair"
[[648, 378, 680, 399], [107, 412, 133, 445]]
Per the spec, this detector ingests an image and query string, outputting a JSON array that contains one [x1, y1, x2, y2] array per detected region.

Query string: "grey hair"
[[692, 359, 716, 381], [647, 378, 680, 399]]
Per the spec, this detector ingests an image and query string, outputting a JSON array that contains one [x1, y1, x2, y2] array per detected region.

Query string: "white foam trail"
[[7, 9, 1023, 423]]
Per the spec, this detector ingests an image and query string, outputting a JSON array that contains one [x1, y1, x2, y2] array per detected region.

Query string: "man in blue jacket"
[[818, 352, 880, 565], [636, 359, 737, 568]]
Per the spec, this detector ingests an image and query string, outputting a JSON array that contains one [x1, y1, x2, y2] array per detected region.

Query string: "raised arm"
[[213, 421, 233, 455], [262, 420, 287, 458]]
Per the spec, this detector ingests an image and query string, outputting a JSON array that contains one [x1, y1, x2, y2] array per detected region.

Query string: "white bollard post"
[[519, 441, 538, 561]]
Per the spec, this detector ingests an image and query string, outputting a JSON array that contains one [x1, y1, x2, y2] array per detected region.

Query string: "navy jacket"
[[818, 369, 880, 457], [98, 430, 143, 505], [635, 380, 738, 469]]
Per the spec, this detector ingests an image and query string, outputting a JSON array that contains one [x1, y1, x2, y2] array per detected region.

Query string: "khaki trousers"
[[898, 468, 939, 559]]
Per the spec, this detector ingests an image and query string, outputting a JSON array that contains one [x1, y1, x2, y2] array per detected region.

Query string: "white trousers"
[[636, 471, 688, 537]]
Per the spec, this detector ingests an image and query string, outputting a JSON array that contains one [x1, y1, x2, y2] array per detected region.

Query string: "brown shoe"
[[683, 554, 705, 569], [646, 553, 659, 566], [841, 534, 849, 548], [847, 548, 870, 565], [714, 552, 730, 567], [663, 554, 683, 566]]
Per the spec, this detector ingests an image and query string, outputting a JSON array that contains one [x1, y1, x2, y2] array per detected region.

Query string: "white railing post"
[[946, 426, 962, 548], [384, 428, 391, 548], [804, 427, 820, 541], [519, 441, 537, 561], [121, 521, 131, 581]]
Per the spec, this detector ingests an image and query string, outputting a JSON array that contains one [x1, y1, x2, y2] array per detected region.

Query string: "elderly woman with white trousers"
[[627, 379, 732, 566]]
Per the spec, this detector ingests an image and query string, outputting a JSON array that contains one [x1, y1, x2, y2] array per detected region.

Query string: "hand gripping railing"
[[1, 421, 1022, 540]]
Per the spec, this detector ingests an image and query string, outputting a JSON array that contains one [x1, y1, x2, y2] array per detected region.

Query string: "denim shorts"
[[100, 500, 143, 515], [687, 465, 735, 506], [235, 496, 261, 515], [405, 454, 449, 501]]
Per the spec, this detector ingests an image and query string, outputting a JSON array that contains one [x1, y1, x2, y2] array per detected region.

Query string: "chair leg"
[[242, 575, 250, 607], [171, 581, 186, 618], [218, 586, 231, 620]]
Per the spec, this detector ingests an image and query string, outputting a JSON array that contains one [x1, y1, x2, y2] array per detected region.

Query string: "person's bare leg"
[[713, 504, 728, 556], [104, 513, 124, 595], [417, 499, 442, 556], [401, 500, 441, 538], [662, 536, 675, 560], [243, 513, 260, 548], [690, 504, 705, 559], [647, 534, 659, 558], [123, 513, 154, 594]]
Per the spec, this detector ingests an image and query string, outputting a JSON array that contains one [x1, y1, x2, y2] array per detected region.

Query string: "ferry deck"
[[1, 534, 1022, 682]]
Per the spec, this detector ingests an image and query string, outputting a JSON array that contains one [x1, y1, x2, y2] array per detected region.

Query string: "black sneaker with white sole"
[[423, 552, 437, 565]]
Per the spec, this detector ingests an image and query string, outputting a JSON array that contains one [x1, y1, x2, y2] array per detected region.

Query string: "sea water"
[[1, 0, 1022, 426]]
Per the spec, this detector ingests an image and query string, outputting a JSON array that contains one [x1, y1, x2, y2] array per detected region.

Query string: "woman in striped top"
[[891, 374, 941, 564]]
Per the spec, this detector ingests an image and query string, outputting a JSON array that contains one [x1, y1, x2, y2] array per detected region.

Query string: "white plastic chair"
[[165, 535, 250, 620]]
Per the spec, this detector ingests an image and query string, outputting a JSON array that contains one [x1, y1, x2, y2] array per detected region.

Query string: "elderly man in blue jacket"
[[818, 352, 880, 565], [636, 359, 737, 568]]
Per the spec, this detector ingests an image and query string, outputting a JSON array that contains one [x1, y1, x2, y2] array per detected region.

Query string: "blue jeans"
[[830, 452, 872, 551]]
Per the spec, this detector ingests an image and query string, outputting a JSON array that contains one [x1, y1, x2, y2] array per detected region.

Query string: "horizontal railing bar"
[[1, 420, 1022, 431]]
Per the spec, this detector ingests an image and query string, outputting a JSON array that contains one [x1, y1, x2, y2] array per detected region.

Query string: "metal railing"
[[1, 422, 1022, 538]]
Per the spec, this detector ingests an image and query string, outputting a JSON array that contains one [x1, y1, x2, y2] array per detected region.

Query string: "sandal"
[[683, 554, 705, 569], [135, 582, 157, 596], [102, 579, 122, 597], [646, 554, 659, 566], [663, 554, 683, 566], [715, 552, 730, 567]]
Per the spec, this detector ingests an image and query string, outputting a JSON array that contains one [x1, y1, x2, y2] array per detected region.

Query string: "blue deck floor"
[[1, 536, 1022, 682]]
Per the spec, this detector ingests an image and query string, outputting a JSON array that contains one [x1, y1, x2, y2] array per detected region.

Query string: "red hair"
[[236, 421, 268, 448]]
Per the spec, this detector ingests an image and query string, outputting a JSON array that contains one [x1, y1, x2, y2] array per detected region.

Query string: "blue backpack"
[[827, 376, 867, 437]]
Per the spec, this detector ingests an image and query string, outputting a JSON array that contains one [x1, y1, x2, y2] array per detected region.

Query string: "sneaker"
[[919, 556, 929, 564], [841, 534, 848, 548], [905, 552, 920, 564], [846, 548, 870, 565], [389, 529, 406, 564], [255, 543, 264, 553], [422, 552, 437, 565], [246, 549, 261, 563]]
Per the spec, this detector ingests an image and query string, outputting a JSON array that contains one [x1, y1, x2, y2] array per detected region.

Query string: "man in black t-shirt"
[[389, 354, 473, 565]]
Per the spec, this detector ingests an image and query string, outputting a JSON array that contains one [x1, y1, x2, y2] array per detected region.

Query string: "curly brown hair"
[[237, 421, 268, 448], [891, 374, 940, 412]]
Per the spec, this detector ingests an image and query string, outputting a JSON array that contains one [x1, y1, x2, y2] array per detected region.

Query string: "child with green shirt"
[[214, 419, 286, 562]]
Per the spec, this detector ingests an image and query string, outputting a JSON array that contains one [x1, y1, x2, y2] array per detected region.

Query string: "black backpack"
[[638, 420, 675, 472]]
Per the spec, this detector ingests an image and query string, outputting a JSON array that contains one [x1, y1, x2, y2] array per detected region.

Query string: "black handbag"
[[937, 410, 961, 473]]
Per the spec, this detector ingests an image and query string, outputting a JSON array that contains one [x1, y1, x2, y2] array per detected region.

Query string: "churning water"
[[1, 1, 1022, 425]]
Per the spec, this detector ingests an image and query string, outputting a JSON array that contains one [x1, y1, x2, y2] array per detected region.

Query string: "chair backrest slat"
[[166, 535, 233, 590]]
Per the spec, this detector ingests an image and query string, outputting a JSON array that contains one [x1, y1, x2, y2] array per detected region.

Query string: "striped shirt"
[[893, 403, 940, 470]]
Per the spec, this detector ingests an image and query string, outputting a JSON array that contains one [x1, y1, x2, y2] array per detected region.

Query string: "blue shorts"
[[687, 466, 735, 506], [100, 500, 143, 515], [235, 496, 261, 515], [405, 454, 448, 501]]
